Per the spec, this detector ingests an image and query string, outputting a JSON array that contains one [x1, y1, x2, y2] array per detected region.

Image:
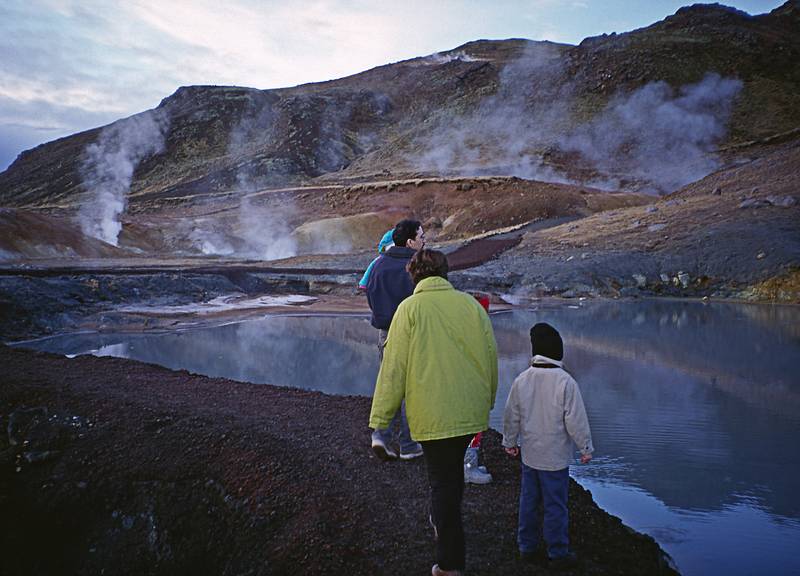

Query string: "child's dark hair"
[[407, 249, 448, 284]]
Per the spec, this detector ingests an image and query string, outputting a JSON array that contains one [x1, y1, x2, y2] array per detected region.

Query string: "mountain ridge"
[[1, 1, 798, 211]]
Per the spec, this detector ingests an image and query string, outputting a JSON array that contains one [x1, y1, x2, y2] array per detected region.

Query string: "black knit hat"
[[530, 322, 563, 361]]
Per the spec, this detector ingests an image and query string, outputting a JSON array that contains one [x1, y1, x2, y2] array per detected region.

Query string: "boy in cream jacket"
[[502, 322, 593, 568]]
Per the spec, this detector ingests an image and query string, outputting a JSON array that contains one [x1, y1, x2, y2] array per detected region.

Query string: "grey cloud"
[[0, 95, 120, 170], [0, 2, 202, 172]]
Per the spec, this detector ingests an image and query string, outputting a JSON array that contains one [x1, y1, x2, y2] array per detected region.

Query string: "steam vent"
[[1, 2, 799, 576]]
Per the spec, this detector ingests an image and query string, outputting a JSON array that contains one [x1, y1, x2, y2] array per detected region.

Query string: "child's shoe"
[[463, 446, 492, 484], [431, 564, 463, 576], [549, 551, 579, 571], [464, 462, 492, 484], [519, 547, 548, 565]]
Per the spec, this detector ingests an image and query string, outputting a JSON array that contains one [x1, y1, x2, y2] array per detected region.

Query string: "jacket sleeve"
[[564, 376, 594, 456], [484, 311, 499, 410], [502, 377, 521, 448], [368, 301, 412, 430], [358, 256, 380, 288]]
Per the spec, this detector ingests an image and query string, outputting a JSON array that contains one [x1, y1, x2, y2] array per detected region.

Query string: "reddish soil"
[[0, 344, 677, 576], [448, 236, 523, 271]]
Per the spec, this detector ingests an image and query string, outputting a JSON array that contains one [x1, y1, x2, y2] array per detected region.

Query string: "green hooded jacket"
[[368, 276, 499, 441]]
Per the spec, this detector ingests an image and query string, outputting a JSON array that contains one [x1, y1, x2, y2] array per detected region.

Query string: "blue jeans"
[[371, 401, 418, 453], [518, 463, 570, 559], [374, 329, 417, 453]]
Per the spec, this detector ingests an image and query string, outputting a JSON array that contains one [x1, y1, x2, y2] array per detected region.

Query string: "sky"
[[0, 0, 786, 171]]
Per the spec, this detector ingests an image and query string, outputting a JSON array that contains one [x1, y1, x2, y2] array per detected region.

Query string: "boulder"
[[765, 195, 797, 207], [739, 198, 768, 209], [7, 406, 49, 447]]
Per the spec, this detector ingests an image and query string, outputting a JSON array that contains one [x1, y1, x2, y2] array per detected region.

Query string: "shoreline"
[[0, 344, 679, 575], [3, 288, 796, 347]]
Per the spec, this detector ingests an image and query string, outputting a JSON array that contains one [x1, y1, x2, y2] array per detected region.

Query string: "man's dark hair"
[[392, 219, 422, 247], [407, 249, 448, 284]]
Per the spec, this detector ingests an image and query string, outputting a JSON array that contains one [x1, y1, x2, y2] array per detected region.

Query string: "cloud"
[[0, 93, 121, 169], [0, 0, 430, 169]]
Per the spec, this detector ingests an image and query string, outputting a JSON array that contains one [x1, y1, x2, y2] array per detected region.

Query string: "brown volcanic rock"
[[114, 177, 651, 255], [321, 177, 652, 242], [0, 176, 645, 258], [0, 208, 127, 260]]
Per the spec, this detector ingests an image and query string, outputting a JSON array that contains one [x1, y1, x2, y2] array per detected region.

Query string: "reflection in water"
[[489, 301, 800, 576], [30, 316, 381, 396], [17, 301, 800, 576]]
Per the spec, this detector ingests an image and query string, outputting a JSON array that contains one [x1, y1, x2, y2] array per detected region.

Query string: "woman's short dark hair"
[[392, 219, 422, 247], [407, 249, 449, 284]]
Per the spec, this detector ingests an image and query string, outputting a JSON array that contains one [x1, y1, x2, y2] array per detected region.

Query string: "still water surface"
[[18, 300, 800, 576]]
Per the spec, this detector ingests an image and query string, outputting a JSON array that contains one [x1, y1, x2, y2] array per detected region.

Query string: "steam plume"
[[237, 193, 298, 260], [79, 110, 170, 245], [414, 43, 572, 181], [561, 73, 742, 193], [190, 90, 389, 259], [413, 43, 742, 193]]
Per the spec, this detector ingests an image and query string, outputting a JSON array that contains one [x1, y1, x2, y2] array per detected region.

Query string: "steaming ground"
[[1, 137, 799, 343], [0, 3, 798, 343], [0, 8, 797, 576]]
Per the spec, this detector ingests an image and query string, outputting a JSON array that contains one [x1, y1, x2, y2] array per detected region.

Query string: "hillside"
[[0, 1, 797, 211], [0, 2, 797, 307]]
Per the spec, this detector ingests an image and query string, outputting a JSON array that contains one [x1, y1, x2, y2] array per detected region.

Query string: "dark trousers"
[[421, 435, 472, 571], [518, 464, 570, 558]]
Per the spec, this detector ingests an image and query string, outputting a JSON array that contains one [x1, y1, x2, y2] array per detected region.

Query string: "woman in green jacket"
[[369, 249, 498, 576]]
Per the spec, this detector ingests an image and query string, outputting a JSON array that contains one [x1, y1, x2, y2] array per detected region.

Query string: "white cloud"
[[121, 0, 431, 89], [0, 74, 128, 113]]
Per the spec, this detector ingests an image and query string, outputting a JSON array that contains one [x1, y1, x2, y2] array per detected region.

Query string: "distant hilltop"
[[0, 1, 797, 210]]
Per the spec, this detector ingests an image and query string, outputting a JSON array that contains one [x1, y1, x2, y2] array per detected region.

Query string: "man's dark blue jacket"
[[366, 246, 416, 330]]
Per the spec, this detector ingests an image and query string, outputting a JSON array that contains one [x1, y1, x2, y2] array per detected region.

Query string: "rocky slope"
[[460, 138, 800, 300], [0, 2, 797, 210], [0, 2, 797, 308]]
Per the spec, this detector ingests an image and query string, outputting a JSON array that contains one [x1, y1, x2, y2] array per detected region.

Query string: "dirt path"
[[0, 344, 677, 576]]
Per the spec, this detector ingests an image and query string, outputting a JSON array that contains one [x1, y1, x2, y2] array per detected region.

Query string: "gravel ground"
[[1, 344, 678, 576]]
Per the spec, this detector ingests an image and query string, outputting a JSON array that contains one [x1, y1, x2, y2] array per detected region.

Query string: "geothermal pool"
[[16, 300, 800, 576]]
